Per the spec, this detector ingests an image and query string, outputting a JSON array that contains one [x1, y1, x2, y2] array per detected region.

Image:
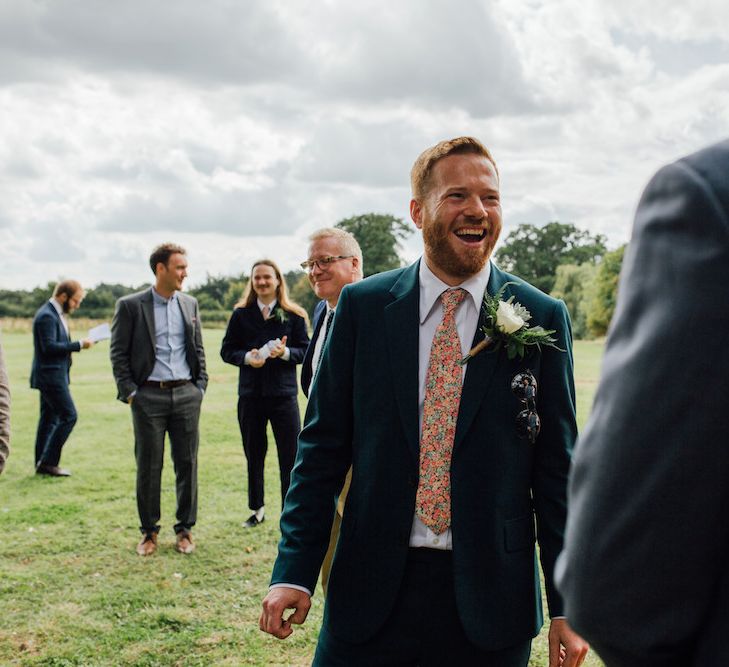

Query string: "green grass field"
[[0, 329, 605, 666]]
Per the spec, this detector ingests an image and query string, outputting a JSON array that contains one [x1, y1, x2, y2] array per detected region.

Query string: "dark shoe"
[[36, 463, 71, 477], [175, 531, 195, 554], [243, 514, 264, 528], [136, 532, 158, 556]]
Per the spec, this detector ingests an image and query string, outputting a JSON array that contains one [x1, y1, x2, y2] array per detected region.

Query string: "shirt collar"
[[152, 287, 177, 305], [418, 257, 491, 324], [257, 298, 277, 312], [49, 298, 65, 318]]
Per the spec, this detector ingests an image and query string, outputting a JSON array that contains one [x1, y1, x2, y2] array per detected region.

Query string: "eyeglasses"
[[300, 255, 355, 272], [511, 370, 540, 444]]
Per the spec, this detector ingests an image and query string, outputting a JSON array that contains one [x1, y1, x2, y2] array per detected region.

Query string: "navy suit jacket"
[[220, 304, 309, 398], [301, 300, 327, 398], [557, 140, 729, 667], [30, 301, 81, 389], [272, 260, 576, 650]]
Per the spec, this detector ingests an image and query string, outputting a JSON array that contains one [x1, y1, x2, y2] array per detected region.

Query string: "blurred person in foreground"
[[31, 280, 94, 477], [260, 137, 589, 666], [0, 338, 10, 474], [220, 259, 309, 529], [300, 227, 363, 595], [557, 139, 729, 667], [110, 243, 207, 556]]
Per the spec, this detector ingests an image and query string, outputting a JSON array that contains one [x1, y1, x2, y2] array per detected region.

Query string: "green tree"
[[586, 245, 626, 337], [336, 213, 412, 277], [495, 222, 607, 293], [551, 263, 598, 339], [288, 272, 319, 322]]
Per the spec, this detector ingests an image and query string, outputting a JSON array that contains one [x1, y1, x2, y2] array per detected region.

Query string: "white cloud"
[[1, 0, 729, 289]]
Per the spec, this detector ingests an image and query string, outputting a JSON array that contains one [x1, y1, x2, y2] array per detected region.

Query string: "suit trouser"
[[35, 383, 77, 466], [131, 382, 202, 534], [314, 548, 531, 666], [237, 396, 300, 511]]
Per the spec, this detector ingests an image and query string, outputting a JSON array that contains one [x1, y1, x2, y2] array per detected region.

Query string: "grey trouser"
[[131, 382, 202, 534]]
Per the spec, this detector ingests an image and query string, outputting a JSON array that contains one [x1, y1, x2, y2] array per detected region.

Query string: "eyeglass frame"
[[300, 255, 355, 272], [511, 370, 540, 444]]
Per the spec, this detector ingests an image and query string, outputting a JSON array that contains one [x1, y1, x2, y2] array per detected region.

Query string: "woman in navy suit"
[[221, 259, 309, 527]]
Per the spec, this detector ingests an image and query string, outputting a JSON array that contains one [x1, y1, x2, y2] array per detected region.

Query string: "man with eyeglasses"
[[300, 228, 363, 398], [261, 137, 587, 666], [298, 227, 363, 597]]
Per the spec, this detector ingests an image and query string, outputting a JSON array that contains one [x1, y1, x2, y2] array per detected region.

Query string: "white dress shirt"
[[408, 258, 490, 550], [49, 298, 70, 337], [311, 304, 335, 377]]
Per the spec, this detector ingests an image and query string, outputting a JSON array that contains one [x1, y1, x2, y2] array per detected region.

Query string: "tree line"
[[0, 215, 623, 338]]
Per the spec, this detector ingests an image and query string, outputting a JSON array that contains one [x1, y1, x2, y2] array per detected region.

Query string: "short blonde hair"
[[308, 227, 363, 277], [410, 136, 498, 200]]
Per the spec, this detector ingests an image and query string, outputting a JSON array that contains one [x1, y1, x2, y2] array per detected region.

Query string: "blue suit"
[[272, 260, 577, 658], [30, 301, 82, 467]]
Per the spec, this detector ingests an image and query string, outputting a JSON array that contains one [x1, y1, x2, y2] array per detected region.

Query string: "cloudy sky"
[[1, 0, 728, 290]]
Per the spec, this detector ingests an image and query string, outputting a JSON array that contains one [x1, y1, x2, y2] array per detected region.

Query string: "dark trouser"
[[314, 548, 532, 667], [237, 396, 300, 511], [35, 384, 78, 466], [131, 382, 202, 535]]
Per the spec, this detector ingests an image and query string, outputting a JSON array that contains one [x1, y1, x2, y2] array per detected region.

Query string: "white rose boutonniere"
[[496, 300, 526, 334], [460, 282, 564, 364]]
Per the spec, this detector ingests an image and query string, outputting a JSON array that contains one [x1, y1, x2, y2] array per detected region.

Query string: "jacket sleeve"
[[284, 313, 310, 365], [220, 310, 249, 366], [532, 298, 576, 618], [0, 341, 10, 474], [35, 312, 81, 357], [109, 299, 137, 402], [271, 291, 354, 591]]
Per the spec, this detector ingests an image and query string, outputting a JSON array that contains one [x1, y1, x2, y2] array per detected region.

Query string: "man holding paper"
[[31, 280, 94, 477], [220, 259, 309, 528]]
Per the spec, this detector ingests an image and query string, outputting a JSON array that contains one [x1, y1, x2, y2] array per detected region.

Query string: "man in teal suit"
[[260, 137, 589, 666]]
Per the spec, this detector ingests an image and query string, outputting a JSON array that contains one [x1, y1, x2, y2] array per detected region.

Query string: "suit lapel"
[[140, 289, 156, 350], [177, 293, 194, 334], [47, 301, 69, 342], [454, 263, 513, 450], [384, 262, 421, 467]]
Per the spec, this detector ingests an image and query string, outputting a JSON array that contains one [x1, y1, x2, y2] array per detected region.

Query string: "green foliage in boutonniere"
[[272, 308, 288, 324], [460, 282, 563, 365]]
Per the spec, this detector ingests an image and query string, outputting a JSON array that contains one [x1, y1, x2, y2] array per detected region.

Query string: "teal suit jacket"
[[272, 260, 576, 650]]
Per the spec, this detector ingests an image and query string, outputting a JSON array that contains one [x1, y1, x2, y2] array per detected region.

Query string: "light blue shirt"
[[148, 288, 192, 382]]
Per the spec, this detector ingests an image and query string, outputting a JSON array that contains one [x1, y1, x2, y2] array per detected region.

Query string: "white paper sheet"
[[88, 322, 111, 342]]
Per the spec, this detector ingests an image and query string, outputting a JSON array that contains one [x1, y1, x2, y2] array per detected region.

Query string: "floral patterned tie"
[[416, 288, 466, 535]]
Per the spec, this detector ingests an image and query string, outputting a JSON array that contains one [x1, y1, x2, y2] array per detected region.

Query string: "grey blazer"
[[110, 287, 208, 402], [556, 139, 729, 667], [0, 340, 10, 474]]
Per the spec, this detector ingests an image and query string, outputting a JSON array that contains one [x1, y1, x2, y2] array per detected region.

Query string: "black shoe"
[[244, 514, 264, 528], [36, 463, 71, 477]]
